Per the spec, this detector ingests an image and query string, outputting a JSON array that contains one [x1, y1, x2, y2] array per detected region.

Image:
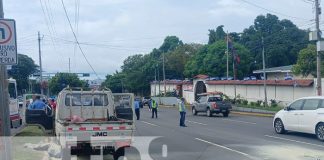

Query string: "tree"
[[159, 36, 183, 53], [292, 45, 322, 77], [184, 40, 252, 78], [48, 73, 87, 95], [7, 54, 38, 94], [165, 44, 202, 79], [240, 14, 308, 69], [208, 25, 226, 44], [102, 72, 126, 93]]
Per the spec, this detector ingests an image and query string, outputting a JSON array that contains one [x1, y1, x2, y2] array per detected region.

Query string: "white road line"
[[222, 119, 257, 125], [264, 135, 324, 148], [186, 120, 207, 126], [140, 121, 159, 127], [195, 138, 251, 157]]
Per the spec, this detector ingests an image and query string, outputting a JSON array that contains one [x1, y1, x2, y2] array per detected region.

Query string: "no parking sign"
[[0, 19, 17, 65]]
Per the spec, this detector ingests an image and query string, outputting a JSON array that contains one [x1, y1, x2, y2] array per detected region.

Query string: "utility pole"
[[154, 65, 157, 96], [38, 31, 43, 95], [68, 58, 71, 73], [226, 31, 229, 79], [315, 0, 322, 96], [163, 53, 166, 96], [262, 37, 268, 107], [0, 0, 12, 159]]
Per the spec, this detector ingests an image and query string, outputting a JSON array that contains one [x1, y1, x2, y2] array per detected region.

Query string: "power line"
[[238, 0, 311, 21], [61, 0, 99, 78]]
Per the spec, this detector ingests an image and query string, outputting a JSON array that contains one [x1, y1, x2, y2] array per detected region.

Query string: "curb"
[[231, 111, 274, 118]]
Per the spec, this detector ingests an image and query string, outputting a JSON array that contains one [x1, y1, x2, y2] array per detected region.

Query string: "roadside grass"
[[13, 126, 46, 160], [15, 126, 45, 136], [237, 104, 283, 112]]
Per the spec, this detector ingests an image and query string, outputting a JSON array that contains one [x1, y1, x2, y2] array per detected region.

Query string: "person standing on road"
[[179, 97, 187, 127], [151, 99, 158, 118], [134, 99, 140, 120], [148, 99, 152, 111]]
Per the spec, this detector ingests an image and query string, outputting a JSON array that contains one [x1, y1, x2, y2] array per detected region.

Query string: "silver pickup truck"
[[192, 93, 232, 117]]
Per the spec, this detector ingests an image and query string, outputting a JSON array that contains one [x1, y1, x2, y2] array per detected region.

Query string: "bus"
[[8, 78, 22, 128]]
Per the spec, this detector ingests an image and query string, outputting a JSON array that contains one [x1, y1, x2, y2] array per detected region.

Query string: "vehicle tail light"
[[212, 102, 218, 109]]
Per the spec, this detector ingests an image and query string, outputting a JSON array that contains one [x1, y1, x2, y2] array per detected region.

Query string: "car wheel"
[[223, 111, 229, 117], [192, 107, 197, 116], [316, 123, 324, 141], [274, 119, 286, 134], [206, 108, 212, 117]]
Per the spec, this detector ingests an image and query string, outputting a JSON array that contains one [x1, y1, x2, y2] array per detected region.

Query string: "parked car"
[[209, 77, 220, 80], [250, 76, 257, 80], [142, 96, 151, 106], [227, 77, 234, 80], [243, 77, 250, 81], [284, 75, 293, 80], [273, 97, 324, 141], [220, 77, 227, 80], [192, 92, 232, 117]]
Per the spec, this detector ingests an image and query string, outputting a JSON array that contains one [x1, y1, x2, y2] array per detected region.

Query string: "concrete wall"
[[151, 79, 324, 106], [151, 97, 179, 106], [150, 83, 178, 96]]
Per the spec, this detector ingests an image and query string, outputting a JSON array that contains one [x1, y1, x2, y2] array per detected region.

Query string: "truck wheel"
[[113, 147, 125, 160], [206, 108, 212, 117], [192, 107, 197, 116], [61, 147, 71, 160], [223, 111, 229, 117]]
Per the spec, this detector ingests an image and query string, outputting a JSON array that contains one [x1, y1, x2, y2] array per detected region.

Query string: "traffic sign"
[[0, 19, 17, 65]]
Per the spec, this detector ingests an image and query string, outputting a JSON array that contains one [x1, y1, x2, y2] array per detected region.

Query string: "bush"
[[270, 99, 278, 107], [256, 100, 262, 106], [242, 99, 248, 105], [250, 101, 257, 106]]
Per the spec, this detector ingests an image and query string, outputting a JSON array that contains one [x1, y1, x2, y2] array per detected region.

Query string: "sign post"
[[0, 12, 17, 160]]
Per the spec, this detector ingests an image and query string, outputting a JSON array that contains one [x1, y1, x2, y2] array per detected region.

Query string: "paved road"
[[125, 106, 324, 160]]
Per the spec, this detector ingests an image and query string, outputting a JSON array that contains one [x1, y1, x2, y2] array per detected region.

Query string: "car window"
[[208, 97, 222, 102], [302, 99, 320, 110], [289, 99, 304, 110], [319, 100, 324, 108], [199, 96, 207, 103]]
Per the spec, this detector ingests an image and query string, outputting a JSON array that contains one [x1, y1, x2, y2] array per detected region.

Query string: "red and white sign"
[[0, 19, 17, 65]]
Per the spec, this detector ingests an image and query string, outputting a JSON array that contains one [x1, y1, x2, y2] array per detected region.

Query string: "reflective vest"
[[152, 101, 157, 108], [179, 101, 184, 112]]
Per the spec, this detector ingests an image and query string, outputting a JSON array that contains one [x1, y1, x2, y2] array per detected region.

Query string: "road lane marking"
[[140, 121, 159, 127], [195, 138, 251, 157], [264, 135, 324, 148], [186, 120, 207, 126], [222, 119, 257, 125]]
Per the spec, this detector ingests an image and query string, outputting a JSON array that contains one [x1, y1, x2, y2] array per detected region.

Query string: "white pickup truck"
[[25, 88, 135, 160]]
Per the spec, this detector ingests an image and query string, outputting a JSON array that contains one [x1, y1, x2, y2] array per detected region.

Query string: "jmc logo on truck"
[[0, 19, 17, 65]]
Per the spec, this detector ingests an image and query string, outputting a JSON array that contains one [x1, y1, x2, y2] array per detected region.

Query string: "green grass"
[[15, 126, 45, 136], [13, 126, 46, 160], [237, 104, 283, 112]]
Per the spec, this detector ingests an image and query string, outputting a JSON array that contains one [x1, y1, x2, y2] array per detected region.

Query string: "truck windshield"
[[65, 93, 108, 106], [8, 82, 17, 99], [208, 97, 222, 102]]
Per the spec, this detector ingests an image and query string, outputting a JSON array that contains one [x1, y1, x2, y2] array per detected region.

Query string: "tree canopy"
[[7, 54, 38, 94], [49, 73, 87, 95], [102, 13, 312, 96]]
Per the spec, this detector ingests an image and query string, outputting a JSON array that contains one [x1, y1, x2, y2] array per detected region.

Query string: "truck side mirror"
[[284, 106, 289, 111]]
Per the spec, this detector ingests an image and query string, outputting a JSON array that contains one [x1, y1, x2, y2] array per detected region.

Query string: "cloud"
[[208, 0, 254, 17]]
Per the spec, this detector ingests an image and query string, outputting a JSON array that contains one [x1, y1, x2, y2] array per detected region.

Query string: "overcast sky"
[[4, 0, 317, 79]]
